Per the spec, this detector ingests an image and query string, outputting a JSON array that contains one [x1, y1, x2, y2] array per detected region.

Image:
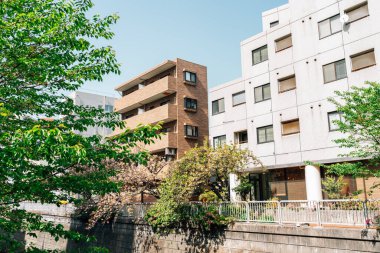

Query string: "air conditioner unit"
[[165, 148, 177, 156]]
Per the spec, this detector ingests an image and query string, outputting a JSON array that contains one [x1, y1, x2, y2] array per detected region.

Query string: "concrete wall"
[[22, 215, 380, 253], [210, 0, 380, 169], [70, 91, 117, 137]]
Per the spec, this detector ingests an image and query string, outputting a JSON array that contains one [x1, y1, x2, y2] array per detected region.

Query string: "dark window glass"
[[212, 98, 225, 115], [254, 84, 271, 103], [184, 125, 198, 137], [213, 135, 226, 147], [235, 130, 248, 144], [184, 71, 197, 84], [270, 20, 279, 27], [323, 59, 347, 83], [257, 125, 274, 144], [318, 14, 341, 39], [232, 91, 246, 106], [252, 45, 268, 65], [328, 111, 343, 131], [184, 98, 197, 110]]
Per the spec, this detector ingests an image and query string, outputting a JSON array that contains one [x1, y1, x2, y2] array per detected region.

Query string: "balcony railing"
[[144, 132, 177, 152], [115, 76, 176, 113], [123, 104, 177, 130]]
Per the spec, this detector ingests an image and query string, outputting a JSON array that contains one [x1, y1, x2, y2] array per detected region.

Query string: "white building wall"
[[70, 91, 117, 137], [210, 0, 380, 200]]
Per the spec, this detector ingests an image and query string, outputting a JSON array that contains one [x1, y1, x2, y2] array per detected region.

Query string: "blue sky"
[[83, 0, 288, 97]]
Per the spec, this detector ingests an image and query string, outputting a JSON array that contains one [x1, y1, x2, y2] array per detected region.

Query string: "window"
[[184, 125, 198, 138], [232, 91, 246, 106], [184, 71, 197, 84], [328, 111, 343, 131], [212, 98, 225, 115], [351, 49, 376, 71], [318, 14, 341, 39], [345, 2, 369, 23], [104, 104, 113, 113], [323, 59, 347, 83], [278, 75, 296, 93], [184, 98, 197, 111], [270, 20, 279, 28], [252, 45, 268, 65], [275, 34, 292, 52], [254, 84, 271, 103], [234, 130, 248, 144], [281, 119, 300, 136], [213, 135, 226, 147], [257, 125, 274, 144]]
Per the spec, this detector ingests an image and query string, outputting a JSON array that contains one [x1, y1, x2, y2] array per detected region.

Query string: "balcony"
[[144, 132, 177, 152], [123, 103, 177, 130], [115, 76, 176, 113]]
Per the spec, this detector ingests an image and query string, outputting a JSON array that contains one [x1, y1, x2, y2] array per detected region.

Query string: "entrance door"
[[250, 173, 271, 200]]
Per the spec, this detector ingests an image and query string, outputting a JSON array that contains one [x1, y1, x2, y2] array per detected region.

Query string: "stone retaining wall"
[[19, 215, 380, 253]]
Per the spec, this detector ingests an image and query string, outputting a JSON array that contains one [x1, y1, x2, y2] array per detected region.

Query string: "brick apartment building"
[[114, 58, 208, 160]]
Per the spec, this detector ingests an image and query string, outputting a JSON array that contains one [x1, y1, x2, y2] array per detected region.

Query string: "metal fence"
[[21, 199, 380, 227], [120, 199, 380, 227]]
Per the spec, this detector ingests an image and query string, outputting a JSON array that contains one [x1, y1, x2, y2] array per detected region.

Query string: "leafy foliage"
[[327, 82, 380, 178], [322, 176, 347, 199], [79, 155, 170, 228], [145, 142, 262, 232], [0, 0, 159, 251], [233, 176, 253, 201]]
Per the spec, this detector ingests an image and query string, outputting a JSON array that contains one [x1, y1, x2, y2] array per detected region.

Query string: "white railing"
[[20, 199, 380, 227]]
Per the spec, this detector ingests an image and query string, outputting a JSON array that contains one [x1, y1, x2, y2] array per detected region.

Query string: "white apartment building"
[[70, 91, 117, 137], [209, 0, 380, 201]]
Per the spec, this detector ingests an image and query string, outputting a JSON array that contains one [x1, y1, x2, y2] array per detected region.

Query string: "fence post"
[[218, 203, 222, 215], [363, 200, 369, 227], [278, 201, 282, 225], [246, 202, 250, 223], [316, 201, 322, 226]]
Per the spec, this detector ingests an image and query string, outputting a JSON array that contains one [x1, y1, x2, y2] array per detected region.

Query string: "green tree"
[[328, 82, 380, 178], [145, 143, 262, 231], [0, 0, 159, 251]]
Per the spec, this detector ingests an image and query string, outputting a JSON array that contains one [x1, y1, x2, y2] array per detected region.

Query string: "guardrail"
[[120, 199, 380, 227], [20, 199, 380, 227]]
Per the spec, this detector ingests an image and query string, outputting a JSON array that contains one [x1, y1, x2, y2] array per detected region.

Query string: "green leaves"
[[327, 82, 380, 178], [0, 0, 159, 251]]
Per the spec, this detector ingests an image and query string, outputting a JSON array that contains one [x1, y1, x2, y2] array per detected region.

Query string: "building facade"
[[70, 91, 117, 137], [114, 58, 208, 160], [209, 0, 380, 201]]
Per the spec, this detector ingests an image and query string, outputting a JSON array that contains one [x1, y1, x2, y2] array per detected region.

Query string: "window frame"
[[213, 135, 227, 147], [254, 83, 271, 103], [234, 130, 248, 144], [104, 104, 114, 113], [232, 91, 246, 107], [183, 71, 197, 84], [322, 59, 347, 84], [184, 97, 198, 111], [211, 98, 225, 115], [270, 20, 279, 28], [278, 75, 296, 93], [318, 14, 342, 40], [184, 125, 199, 138], [275, 34, 293, 53], [281, 119, 300, 136], [252, 45, 268, 66], [345, 1, 369, 24], [350, 49, 376, 72], [257, 125, 274, 144], [328, 111, 343, 132]]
